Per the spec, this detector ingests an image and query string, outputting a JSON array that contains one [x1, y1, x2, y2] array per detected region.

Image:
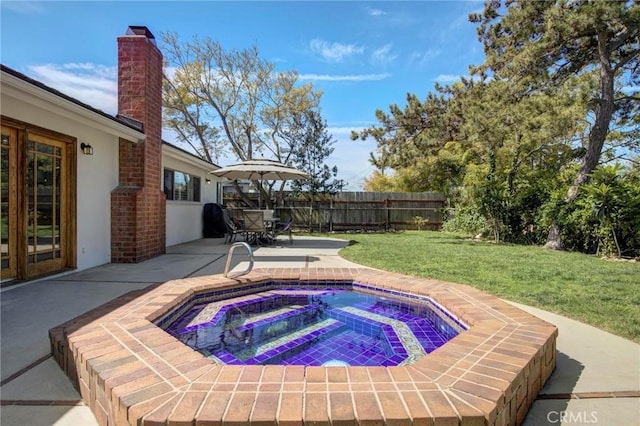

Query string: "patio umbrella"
[[210, 158, 308, 206]]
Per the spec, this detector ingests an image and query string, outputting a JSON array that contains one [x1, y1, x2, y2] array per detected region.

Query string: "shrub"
[[412, 216, 429, 230], [442, 206, 486, 236]]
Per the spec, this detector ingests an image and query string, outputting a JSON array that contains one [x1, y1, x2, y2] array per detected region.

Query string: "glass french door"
[[1, 126, 17, 281], [26, 133, 67, 277], [1, 121, 73, 283]]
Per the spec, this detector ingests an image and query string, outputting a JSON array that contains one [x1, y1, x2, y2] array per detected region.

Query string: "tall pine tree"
[[471, 0, 639, 249], [286, 110, 344, 198]]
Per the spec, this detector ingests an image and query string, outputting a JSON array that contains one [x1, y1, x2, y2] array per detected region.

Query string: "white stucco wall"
[[2, 72, 222, 275], [1, 91, 121, 271], [162, 145, 221, 247]]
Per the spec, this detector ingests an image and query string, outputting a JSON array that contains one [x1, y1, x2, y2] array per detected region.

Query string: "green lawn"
[[325, 231, 640, 343]]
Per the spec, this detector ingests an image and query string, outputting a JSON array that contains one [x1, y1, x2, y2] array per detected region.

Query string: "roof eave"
[[162, 142, 220, 170], [1, 71, 146, 143]]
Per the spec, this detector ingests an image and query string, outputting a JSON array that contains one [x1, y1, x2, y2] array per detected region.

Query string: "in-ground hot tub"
[[50, 268, 557, 426], [157, 283, 467, 367]]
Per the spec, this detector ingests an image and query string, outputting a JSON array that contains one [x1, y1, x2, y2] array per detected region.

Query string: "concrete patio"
[[1, 236, 638, 425]]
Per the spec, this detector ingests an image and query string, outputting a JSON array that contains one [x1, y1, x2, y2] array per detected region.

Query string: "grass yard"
[[327, 231, 640, 343]]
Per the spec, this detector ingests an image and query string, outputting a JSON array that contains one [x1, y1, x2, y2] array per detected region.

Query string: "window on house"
[[163, 169, 201, 202]]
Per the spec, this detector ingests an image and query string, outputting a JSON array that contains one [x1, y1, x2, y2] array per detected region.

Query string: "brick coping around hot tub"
[[49, 268, 558, 426]]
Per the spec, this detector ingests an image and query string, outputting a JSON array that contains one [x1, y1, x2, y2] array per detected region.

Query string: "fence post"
[[385, 199, 390, 231], [329, 196, 334, 232]]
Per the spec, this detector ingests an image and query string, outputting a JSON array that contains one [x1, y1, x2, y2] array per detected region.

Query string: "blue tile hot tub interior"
[[157, 281, 467, 367]]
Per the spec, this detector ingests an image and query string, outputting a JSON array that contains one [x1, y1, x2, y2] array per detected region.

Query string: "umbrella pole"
[[258, 172, 264, 208]]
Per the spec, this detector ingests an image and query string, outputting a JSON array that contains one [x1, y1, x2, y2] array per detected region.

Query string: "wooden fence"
[[224, 191, 445, 232]]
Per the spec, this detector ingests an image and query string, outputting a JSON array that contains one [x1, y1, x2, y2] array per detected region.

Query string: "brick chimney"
[[111, 26, 166, 262]]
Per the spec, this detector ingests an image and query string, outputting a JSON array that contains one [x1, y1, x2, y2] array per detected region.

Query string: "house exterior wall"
[[1, 26, 220, 282], [162, 148, 221, 246], [1, 90, 119, 271]]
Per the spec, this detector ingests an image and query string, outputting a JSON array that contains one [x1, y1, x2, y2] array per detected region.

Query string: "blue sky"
[[1, 1, 486, 190]]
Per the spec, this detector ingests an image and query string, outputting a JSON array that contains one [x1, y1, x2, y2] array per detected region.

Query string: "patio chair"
[[260, 209, 279, 238], [262, 209, 276, 221], [242, 210, 269, 245], [273, 218, 293, 245], [222, 208, 242, 244]]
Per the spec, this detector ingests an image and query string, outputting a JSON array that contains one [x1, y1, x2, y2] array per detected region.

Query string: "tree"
[[351, 88, 466, 196], [471, 0, 640, 249], [363, 170, 400, 192], [161, 32, 323, 207], [353, 76, 586, 243], [458, 74, 590, 242], [287, 110, 344, 199]]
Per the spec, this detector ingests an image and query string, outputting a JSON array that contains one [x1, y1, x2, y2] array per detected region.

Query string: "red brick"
[[352, 392, 383, 425], [377, 391, 411, 425], [304, 392, 329, 425], [250, 392, 279, 424], [112, 28, 165, 263], [278, 392, 303, 426]]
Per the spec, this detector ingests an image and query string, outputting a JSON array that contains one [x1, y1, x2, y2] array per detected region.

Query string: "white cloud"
[[1, 1, 44, 13], [433, 74, 460, 84], [310, 38, 364, 63], [370, 44, 397, 66], [27, 63, 118, 114], [366, 7, 387, 17], [61, 63, 100, 71], [409, 48, 441, 68], [433, 74, 482, 84], [299, 73, 391, 82]]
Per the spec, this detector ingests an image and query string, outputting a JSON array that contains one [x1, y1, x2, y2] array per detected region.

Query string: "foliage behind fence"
[[225, 191, 445, 232]]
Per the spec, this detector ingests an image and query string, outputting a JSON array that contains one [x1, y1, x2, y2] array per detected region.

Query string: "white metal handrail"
[[223, 242, 254, 278]]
